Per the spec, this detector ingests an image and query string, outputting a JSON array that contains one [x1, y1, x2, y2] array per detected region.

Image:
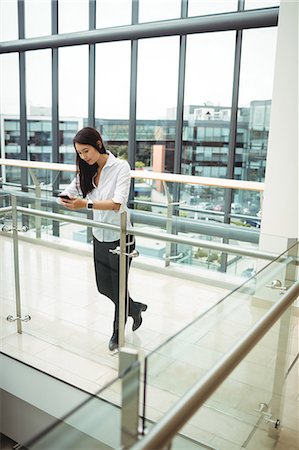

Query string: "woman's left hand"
[[60, 197, 86, 210]]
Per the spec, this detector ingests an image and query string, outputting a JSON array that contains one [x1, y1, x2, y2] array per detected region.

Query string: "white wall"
[[259, 0, 299, 254]]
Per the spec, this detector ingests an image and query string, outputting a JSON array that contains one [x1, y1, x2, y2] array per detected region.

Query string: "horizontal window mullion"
[[0, 7, 278, 54]]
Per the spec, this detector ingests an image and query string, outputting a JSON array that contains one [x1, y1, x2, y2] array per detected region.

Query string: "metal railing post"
[[163, 181, 173, 267], [28, 168, 42, 238], [11, 195, 23, 333], [118, 211, 127, 350], [268, 239, 298, 438], [119, 347, 140, 449]]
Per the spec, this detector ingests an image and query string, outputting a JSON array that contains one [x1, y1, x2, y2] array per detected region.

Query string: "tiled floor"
[[1, 236, 298, 450]]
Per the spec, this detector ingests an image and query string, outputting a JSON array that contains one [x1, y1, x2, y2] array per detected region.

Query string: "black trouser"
[[93, 236, 141, 331]]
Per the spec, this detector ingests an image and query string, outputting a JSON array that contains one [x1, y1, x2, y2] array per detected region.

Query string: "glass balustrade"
[[1, 165, 265, 282], [0, 193, 17, 342], [1, 184, 297, 450], [0, 185, 280, 381], [1, 350, 138, 450], [141, 242, 298, 450]]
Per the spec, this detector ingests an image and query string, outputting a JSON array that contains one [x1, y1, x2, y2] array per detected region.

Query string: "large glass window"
[[1, 54, 20, 117], [188, 0, 237, 16], [1, 52, 20, 183], [25, 0, 51, 38], [95, 41, 131, 157], [237, 27, 277, 183], [138, 0, 181, 23], [58, 0, 89, 33], [182, 31, 235, 210], [59, 46, 88, 164], [26, 50, 52, 163], [96, 0, 132, 28], [136, 36, 179, 172], [59, 46, 88, 120], [1, 0, 18, 41]]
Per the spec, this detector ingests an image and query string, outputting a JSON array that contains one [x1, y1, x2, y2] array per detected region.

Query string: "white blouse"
[[62, 151, 132, 242]]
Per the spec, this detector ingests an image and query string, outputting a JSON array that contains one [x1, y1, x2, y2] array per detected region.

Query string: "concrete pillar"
[[259, 0, 298, 254]]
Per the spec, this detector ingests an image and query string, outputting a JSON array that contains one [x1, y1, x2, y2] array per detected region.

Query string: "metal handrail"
[[0, 157, 264, 192], [131, 281, 299, 450], [0, 205, 277, 260]]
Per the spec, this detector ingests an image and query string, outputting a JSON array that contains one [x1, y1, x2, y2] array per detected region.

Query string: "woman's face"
[[75, 142, 101, 165]]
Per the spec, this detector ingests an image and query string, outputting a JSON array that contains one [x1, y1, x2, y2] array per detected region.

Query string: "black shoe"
[[132, 303, 147, 332], [108, 331, 118, 351]]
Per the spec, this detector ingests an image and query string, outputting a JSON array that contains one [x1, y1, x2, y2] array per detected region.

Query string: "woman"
[[59, 127, 147, 351]]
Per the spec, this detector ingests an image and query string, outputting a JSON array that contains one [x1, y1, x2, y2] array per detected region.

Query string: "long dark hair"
[[73, 127, 107, 197]]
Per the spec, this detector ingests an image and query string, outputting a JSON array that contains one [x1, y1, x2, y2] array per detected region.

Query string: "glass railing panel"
[[142, 242, 298, 449], [26, 377, 123, 449], [0, 201, 119, 379], [26, 360, 141, 450], [0, 194, 17, 343], [173, 297, 298, 450], [2, 168, 264, 271], [1, 189, 277, 377], [1, 350, 132, 450]]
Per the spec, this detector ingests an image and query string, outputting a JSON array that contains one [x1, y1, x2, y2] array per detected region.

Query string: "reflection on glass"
[[96, 0, 132, 28], [136, 36, 179, 171], [237, 27, 277, 182], [59, 120, 80, 187], [59, 46, 88, 119], [188, 0, 237, 16], [182, 31, 235, 212], [1, 0, 18, 41], [58, 0, 89, 33], [25, 0, 51, 38], [26, 50, 52, 163], [138, 0, 181, 23], [230, 188, 262, 224]]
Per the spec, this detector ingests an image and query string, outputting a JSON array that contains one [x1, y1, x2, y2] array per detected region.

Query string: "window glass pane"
[[245, 0, 280, 9], [59, 120, 80, 173], [25, 0, 51, 38], [59, 0, 89, 33], [182, 31, 235, 191], [59, 46, 88, 119], [59, 46, 88, 168], [138, 0, 181, 23], [96, 0, 132, 28], [1, 53, 20, 182], [1, 54, 20, 116], [237, 27, 277, 182], [95, 42, 130, 120], [182, 31, 235, 210], [188, 0, 237, 16], [26, 50, 52, 162], [1, 0, 18, 41], [136, 36, 179, 172], [95, 42, 131, 158]]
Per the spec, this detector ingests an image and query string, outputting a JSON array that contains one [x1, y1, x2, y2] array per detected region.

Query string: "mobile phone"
[[58, 194, 71, 200]]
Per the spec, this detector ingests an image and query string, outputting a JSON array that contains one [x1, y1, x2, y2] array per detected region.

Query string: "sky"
[[1, 0, 279, 119]]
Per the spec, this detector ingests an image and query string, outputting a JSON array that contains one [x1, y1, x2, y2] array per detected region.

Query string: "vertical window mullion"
[[52, 0, 59, 164], [174, 0, 188, 176], [88, 0, 96, 128], [18, 0, 27, 170], [220, 0, 244, 272], [128, 0, 139, 170], [225, 0, 245, 223]]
